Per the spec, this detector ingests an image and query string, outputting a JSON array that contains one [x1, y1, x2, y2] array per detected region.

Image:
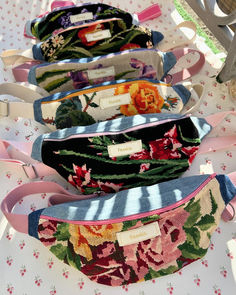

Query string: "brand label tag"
[[70, 12, 93, 23], [107, 139, 142, 158], [99, 93, 131, 110], [85, 29, 111, 42], [87, 66, 115, 80], [116, 222, 161, 247]]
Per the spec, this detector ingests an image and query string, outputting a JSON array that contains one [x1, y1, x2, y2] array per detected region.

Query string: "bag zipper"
[[44, 114, 190, 141], [40, 174, 216, 225], [41, 79, 171, 104]]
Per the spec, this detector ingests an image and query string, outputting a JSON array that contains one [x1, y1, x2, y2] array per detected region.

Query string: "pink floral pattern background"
[[0, 0, 235, 294]]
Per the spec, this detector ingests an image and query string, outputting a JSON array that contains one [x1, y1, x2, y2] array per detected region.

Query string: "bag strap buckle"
[[0, 99, 9, 117], [22, 163, 38, 179]]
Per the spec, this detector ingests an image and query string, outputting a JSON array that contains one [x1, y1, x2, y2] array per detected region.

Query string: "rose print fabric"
[[33, 19, 163, 62], [33, 175, 231, 286], [27, 49, 175, 94], [33, 79, 191, 129], [32, 115, 206, 195], [26, 3, 135, 41], [1, 0, 236, 294]]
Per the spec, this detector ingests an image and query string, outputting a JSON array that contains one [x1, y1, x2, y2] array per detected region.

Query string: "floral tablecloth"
[[0, 0, 235, 294]]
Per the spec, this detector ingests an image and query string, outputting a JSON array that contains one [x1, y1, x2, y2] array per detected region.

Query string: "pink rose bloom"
[[38, 220, 59, 246], [130, 149, 151, 160], [82, 255, 132, 286], [182, 146, 199, 164], [123, 207, 189, 273]]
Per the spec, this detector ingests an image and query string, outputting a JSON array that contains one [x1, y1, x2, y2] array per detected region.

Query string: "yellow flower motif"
[[51, 35, 65, 48], [40, 40, 50, 52], [115, 82, 164, 116], [47, 48, 57, 59], [69, 224, 93, 260], [69, 223, 123, 261]]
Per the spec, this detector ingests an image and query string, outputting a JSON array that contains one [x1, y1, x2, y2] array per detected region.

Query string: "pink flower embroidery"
[[123, 207, 189, 273], [98, 181, 124, 193], [181, 146, 199, 164], [68, 164, 123, 194], [129, 124, 199, 164], [129, 149, 151, 160], [82, 256, 133, 286], [38, 220, 58, 246], [149, 125, 182, 160], [139, 163, 150, 173], [68, 164, 93, 191]]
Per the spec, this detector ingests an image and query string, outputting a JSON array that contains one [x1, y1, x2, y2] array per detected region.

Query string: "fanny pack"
[[1, 18, 163, 66], [25, 0, 162, 41], [1, 172, 235, 286], [12, 48, 205, 93], [0, 79, 204, 130], [29, 111, 236, 196], [1, 112, 235, 182]]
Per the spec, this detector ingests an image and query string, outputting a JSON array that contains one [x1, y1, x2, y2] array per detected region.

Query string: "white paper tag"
[[85, 29, 111, 42], [107, 140, 142, 158], [87, 66, 115, 80], [116, 222, 161, 247], [70, 12, 93, 23], [99, 93, 131, 110]]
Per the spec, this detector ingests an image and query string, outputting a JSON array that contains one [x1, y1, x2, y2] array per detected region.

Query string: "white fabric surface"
[[0, 0, 235, 294]]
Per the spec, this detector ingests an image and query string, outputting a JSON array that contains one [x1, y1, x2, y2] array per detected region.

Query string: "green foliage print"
[[178, 189, 217, 260], [145, 265, 179, 280], [122, 215, 160, 232], [53, 223, 70, 241], [55, 97, 96, 129]]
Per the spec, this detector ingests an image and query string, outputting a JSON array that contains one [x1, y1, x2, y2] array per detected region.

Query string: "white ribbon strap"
[[1, 48, 34, 67], [0, 82, 49, 119]]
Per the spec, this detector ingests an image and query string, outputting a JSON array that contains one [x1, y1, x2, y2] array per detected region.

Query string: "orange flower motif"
[[115, 82, 164, 116], [78, 23, 105, 46], [69, 223, 123, 261]]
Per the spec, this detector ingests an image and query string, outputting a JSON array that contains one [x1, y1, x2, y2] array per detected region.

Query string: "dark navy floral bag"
[[36, 18, 163, 62], [1, 18, 163, 66], [24, 0, 162, 41], [31, 113, 212, 195]]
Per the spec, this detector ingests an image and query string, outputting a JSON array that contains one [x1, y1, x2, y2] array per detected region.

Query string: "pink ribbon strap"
[[51, 0, 75, 10], [12, 61, 42, 82], [0, 140, 56, 179], [205, 111, 236, 127], [198, 135, 236, 154], [0, 181, 99, 234], [198, 111, 236, 154], [136, 3, 162, 22], [1, 182, 75, 234], [168, 48, 205, 84]]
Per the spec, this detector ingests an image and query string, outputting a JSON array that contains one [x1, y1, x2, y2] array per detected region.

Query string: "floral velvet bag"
[[12, 48, 205, 93], [1, 18, 163, 67], [24, 0, 162, 41], [30, 113, 213, 195], [1, 173, 235, 286], [0, 79, 202, 130]]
